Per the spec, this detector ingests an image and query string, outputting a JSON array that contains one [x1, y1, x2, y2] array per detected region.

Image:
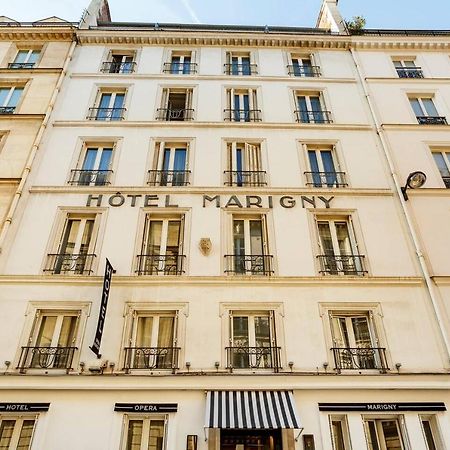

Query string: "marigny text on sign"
[[86, 194, 334, 209]]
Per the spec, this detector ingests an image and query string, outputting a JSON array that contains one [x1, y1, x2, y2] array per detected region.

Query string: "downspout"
[[349, 47, 450, 364], [0, 36, 77, 253]]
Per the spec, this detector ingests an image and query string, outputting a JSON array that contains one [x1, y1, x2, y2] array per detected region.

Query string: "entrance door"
[[221, 429, 282, 450]]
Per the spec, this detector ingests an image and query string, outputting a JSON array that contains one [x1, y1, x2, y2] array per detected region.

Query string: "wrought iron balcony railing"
[[224, 170, 267, 187], [442, 176, 450, 188], [295, 109, 333, 124], [304, 171, 347, 187], [224, 254, 273, 276], [287, 64, 321, 77], [226, 346, 281, 372], [317, 254, 367, 276], [396, 67, 424, 78], [224, 109, 262, 122], [44, 253, 96, 275], [224, 63, 258, 75], [136, 254, 185, 275], [416, 116, 447, 125], [147, 170, 191, 186], [17, 346, 77, 373], [101, 61, 136, 73], [0, 106, 15, 114], [123, 347, 180, 372], [87, 107, 126, 121], [68, 169, 112, 186], [156, 108, 194, 121], [8, 62, 35, 69], [332, 347, 389, 373], [163, 62, 198, 74]]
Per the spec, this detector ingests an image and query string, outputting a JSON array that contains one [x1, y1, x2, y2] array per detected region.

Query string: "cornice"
[[366, 77, 450, 84], [0, 28, 75, 42], [0, 114, 45, 120], [0, 68, 63, 75], [381, 123, 450, 131], [350, 37, 450, 51]]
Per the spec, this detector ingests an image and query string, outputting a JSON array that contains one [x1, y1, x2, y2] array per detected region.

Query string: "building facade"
[[0, 1, 449, 449]]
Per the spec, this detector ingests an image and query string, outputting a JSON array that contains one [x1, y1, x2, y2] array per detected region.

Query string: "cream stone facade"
[[0, 1, 449, 449]]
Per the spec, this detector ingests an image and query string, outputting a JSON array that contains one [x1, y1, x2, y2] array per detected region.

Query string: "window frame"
[[292, 89, 331, 124], [430, 147, 450, 188], [362, 415, 410, 450], [407, 93, 446, 124], [120, 414, 168, 450], [0, 86, 25, 112], [164, 49, 197, 74], [224, 50, 258, 76], [224, 86, 261, 122], [287, 52, 320, 77], [0, 415, 38, 450], [420, 415, 444, 450], [88, 85, 129, 121], [328, 415, 352, 450], [156, 85, 195, 121]]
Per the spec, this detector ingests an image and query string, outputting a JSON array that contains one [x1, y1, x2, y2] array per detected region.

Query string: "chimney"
[[80, 0, 111, 28], [316, 0, 347, 34]]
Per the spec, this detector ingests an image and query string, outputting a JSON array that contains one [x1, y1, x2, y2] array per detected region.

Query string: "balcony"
[[68, 169, 112, 186], [8, 62, 35, 69], [44, 253, 96, 275], [416, 116, 447, 125], [224, 170, 267, 187], [163, 62, 197, 74], [226, 346, 281, 372], [295, 110, 332, 124], [317, 254, 367, 276], [396, 67, 423, 78], [156, 108, 194, 121], [123, 347, 180, 373], [304, 171, 347, 188], [136, 254, 185, 275], [0, 106, 15, 114], [224, 109, 262, 122], [224, 63, 258, 75], [332, 347, 389, 373], [17, 346, 77, 373], [87, 107, 126, 121], [224, 254, 273, 276], [101, 61, 136, 74], [287, 65, 321, 77], [147, 170, 191, 186]]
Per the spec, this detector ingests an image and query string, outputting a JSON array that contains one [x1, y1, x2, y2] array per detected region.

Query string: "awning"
[[205, 391, 301, 429]]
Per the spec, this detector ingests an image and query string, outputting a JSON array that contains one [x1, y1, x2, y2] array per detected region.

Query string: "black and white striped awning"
[[205, 391, 301, 429]]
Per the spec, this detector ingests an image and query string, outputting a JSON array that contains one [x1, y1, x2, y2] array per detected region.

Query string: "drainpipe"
[[349, 47, 450, 364], [0, 37, 77, 254]]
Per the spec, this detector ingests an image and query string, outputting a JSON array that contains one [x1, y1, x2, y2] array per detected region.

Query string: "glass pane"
[[366, 421, 380, 450], [335, 222, 352, 255], [147, 221, 162, 255], [171, 56, 180, 74], [432, 153, 450, 177], [0, 420, 15, 450], [422, 420, 437, 450], [113, 94, 125, 109], [57, 316, 77, 347], [79, 219, 94, 254], [157, 317, 174, 347], [82, 148, 98, 170], [351, 317, 372, 347], [148, 420, 164, 450], [182, 56, 191, 74], [393, 61, 403, 68], [233, 317, 249, 347], [231, 56, 239, 75], [302, 59, 313, 77], [173, 149, 187, 171], [99, 93, 111, 109], [422, 98, 438, 117], [0, 89, 10, 106], [7, 88, 23, 107], [98, 148, 113, 171], [233, 220, 245, 256], [242, 95, 250, 122], [36, 316, 57, 347], [166, 221, 181, 256], [241, 57, 251, 75], [381, 420, 402, 450], [14, 50, 29, 63], [409, 98, 424, 117], [254, 316, 270, 347], [28, 51, 40, 64], [321, 151, 336, 173], [136, 317, 153, 347], [331, 420, 346, 450], [310, 96, 324, 122], [404, 60, 416, 68], [308, 151, 322, 187], [297, 96, 309, 123], [318, 222, 334, 255], [332, 317, 350, 348], [17, 419, 35, 450], [249, 220, 263, 255], [126, 420, 143, 450]]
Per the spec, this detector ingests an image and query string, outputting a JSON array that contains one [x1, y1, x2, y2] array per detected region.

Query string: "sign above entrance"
[[0, 403, 50, 412], [114, 403, 178, 413], [318, 402, 447, 412]]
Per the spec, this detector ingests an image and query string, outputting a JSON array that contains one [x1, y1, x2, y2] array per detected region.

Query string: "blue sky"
[[2, 0, 450, 29]]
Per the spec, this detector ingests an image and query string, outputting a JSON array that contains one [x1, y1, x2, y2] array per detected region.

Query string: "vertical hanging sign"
[[90, 258, 114, 358]]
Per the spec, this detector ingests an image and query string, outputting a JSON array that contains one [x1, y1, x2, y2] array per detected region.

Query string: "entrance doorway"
[[221, 429, 282, 450]]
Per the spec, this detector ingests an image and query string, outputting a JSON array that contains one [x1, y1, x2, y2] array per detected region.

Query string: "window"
[[137, 215, 185, 275], [305, 145, 346, 187], [224, 88, 260, 122], [102, 51, 135, 74], [0, 417, 36, 449], [409, 96, 447, 125], [69, 143, 114, 186], [225, 142, 266, 186], [393, 59, 423, 78], [294, 92, 331, 123], [164, 51, 197, 74], [225, 51, 257, 75], [225, 215, 273, 275], [148, 142, 190, 186], [420, 416, 442, 450], [156, 88, 194, 121], [9, 49, 40, 69], [124, 311, 179, 371], [316, 216, 366, 275], [0, 87, 23, 114], [44, 213, 99, 275], [122, 416, 166, 450], [17, 310, 79, 372], [329, 416, 351, 450], [364, 418, 407, 450], [88, 90, 126, 120], [432, 150, 450, 188], [227, 310, 280, 371], [288, 54, 320, 77]]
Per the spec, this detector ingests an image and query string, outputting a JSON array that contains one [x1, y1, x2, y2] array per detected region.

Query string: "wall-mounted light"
[[401, 171, 427, 201], [185, 361, 191, 372]]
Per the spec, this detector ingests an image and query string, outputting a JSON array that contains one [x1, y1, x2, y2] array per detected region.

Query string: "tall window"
[[102, 52, 135, 73], [225, 142, 265, 186], [137, 215, 185, 275], [70, 144, 113, 186], [393, 59, 423, 78], [124, 311, 179, 371], [0, 417, 36, 450], [225, 51, 257, 75], [149, 142, 190, 186], [364, 418, 407, 450], [420, 416, 441, 450], [288, 54, 320, 77], [164, 51, 197, 74], [122, 416, 166, 450], [432, 150, 450, 188], [305, 146, 346, 187], [88, 90, 126, 120], [157, 88, 194, 121], [316, 217, 366, 275], [409, 96, 446, 125], [45, 213, 99, 275], [0, 87, 23, 114], [225, 88, 260, 122], [295, 92, 331, 123], [9, 49, 40, 69], [227, 311, 279, 370], [329, 416, 351, 450]]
